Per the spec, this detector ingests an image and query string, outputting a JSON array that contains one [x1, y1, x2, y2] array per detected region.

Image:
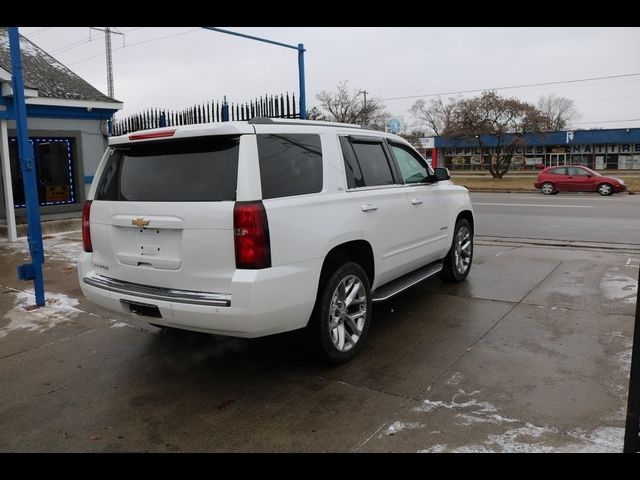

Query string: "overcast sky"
[[19, 27, 640, 132]]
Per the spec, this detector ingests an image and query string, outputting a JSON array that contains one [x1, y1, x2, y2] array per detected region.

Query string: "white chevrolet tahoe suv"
[[78, 118, 474, 364]]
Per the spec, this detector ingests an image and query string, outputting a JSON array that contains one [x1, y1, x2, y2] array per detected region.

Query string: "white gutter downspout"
[[0, 119, 17, 241]]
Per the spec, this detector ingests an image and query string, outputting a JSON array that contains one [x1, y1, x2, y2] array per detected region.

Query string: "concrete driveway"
[[0, 231, 637, 452]]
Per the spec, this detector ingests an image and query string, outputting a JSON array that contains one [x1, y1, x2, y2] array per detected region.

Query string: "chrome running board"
[[372, 261, 443, 302]]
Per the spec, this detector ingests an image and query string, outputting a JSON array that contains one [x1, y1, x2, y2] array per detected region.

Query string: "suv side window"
[[339, 136, 396, 188], [257, 134, 323, 199], [389, 142, 431, 184]]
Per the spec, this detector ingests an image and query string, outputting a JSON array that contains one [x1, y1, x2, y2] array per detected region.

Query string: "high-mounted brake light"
[[234, 201, 271, 269], [82, 200, 92, 252], [128, 129, 176, 141]]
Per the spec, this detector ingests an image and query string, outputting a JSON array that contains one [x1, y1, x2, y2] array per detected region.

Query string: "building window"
[[9, 137, 76, 208]]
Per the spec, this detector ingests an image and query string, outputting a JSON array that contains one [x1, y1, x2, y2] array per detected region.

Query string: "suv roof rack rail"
[[248, 117, 363, 129]]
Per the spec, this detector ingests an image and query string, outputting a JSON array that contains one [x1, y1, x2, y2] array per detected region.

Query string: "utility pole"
[[359, 90, 369, 126], [90, 27, 124, 98]]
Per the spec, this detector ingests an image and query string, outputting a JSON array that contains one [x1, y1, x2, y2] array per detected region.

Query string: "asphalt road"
[[470, 192, 640, 245]]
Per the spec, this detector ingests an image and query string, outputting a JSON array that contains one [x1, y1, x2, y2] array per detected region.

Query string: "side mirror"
[[434, 167, 450, 181]]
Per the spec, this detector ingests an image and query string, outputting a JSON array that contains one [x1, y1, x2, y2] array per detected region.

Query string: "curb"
[[464, 189, 635, 195], [476, 235, 640, 253]]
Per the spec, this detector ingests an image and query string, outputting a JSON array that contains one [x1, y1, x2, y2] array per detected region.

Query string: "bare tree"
[[537, 93, 581, 131], [398, 128, 425, 147], [315, 81, 389, 130], [445, 91, 548, 178], [409, 96, 457, 136]]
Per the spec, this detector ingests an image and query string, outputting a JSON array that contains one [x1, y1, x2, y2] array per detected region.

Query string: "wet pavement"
[[0, 231, 637, 452]]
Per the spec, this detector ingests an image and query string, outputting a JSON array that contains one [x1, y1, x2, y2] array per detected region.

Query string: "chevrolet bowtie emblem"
[[132, 218, 150, 227]]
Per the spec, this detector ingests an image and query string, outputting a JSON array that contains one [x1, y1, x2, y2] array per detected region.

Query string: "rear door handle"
[[361, 204, 378, 212], [411, 198, 423, 205]]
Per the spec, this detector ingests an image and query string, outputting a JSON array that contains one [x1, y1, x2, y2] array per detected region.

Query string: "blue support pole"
[[8, 27, 45, 306], [298, 44, 306, 119], [221, 96, 229, 122]]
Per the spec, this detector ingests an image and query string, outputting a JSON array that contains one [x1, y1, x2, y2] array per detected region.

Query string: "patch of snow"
[[599, 269, 637, 306], [445, 372, 462, 385], [564, 427, 624, 453], [449, 445, 495, 453], [414, 389, 624, 453], [1, 231, 83, 266], [418, 444, 447, 453], [485, 424, 558, 453], [606, 331, 627, 339], [383, 421, 424, 436], [1, 289, 81, 337], [414, 389, 493, 414], [109, 321, 130, 328]]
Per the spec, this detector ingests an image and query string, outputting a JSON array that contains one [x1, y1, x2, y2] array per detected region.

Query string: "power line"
[[572, 118, 640, 125], [51, 35, 102, 55], [53, 28, 143, 55], [67, 27, 201, 66], [121, 27, 145, 34], [122, 27, 201, 48], [380, 73, 640, 101], [26, 27, 52, 38]]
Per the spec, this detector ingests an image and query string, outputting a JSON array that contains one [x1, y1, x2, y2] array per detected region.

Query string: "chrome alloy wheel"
[[541, 183, 554, 195], [453, 225, 472, 276], [328, 275, 367, 352], [598, 184, 612, 195]]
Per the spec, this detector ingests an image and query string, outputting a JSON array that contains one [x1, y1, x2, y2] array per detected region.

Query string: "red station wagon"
[[534, 165, 627, 196]]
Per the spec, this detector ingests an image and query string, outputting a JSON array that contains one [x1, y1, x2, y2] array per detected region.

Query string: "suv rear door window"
[[340, 136, 395, 188], [257, 134, 323, 199], [95, 136, 240, 201]]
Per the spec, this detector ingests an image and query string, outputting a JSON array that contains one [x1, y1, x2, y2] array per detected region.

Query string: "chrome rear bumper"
[[83, 275, 231, 307]]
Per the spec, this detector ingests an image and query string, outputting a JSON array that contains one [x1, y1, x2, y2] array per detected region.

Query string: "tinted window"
[[257, 134, 323, 199], [341, 137, 395, 188], [353, 142, 395, 186], [96, 136, 239, 201], [340, 136, 364, 189], [548, 167, 567, 175], [390, 143, 430, 184]]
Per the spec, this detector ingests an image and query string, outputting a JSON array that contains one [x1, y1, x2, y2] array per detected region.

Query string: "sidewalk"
[[0, 231, 637, 452]]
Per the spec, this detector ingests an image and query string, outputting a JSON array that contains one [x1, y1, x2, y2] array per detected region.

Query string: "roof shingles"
[[0, 27, 120, 104]]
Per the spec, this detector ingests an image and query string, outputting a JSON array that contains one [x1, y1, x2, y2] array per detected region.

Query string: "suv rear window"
[[256, 134, 323, 199], [95, 136, 240, 202]]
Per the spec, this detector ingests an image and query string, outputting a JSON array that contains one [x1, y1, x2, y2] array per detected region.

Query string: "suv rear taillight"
[[82, 200, 92, 252], [234, 201, 271, 269]]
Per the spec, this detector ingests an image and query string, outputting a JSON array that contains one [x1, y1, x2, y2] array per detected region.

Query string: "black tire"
[[541, 182, 555, 195], [597, 183, 613, 196], [305, 262, 372, 365], [439, 218, 473, 283]]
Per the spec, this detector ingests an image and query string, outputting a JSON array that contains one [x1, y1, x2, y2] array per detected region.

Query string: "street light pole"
[[202, 27, 307, 119]]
